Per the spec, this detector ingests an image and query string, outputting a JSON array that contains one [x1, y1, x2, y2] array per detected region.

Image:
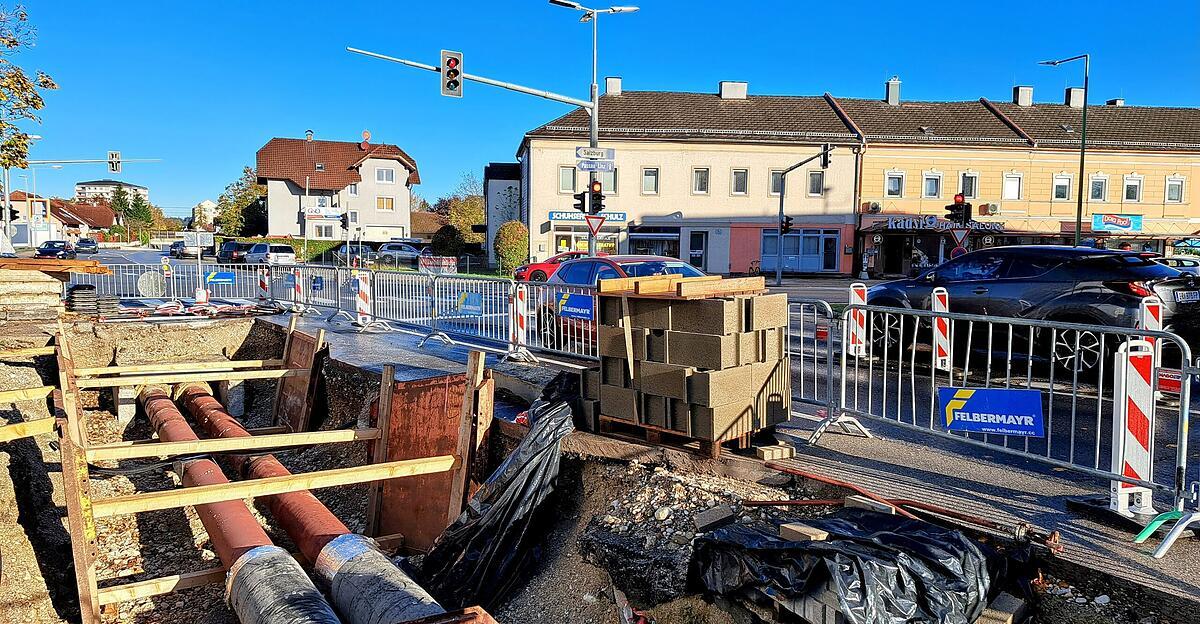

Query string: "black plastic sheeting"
[[417, 399, 575, 609], [694, 508, 994, 624]]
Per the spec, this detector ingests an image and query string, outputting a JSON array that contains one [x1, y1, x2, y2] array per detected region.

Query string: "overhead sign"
[[456, 292, 483, 316], [577, 159, 615, 173], [885, 215, 1003, 232], [182, 231, 214, 247], [1092, 214, 1143, 233], [205, 271, 236, 285], [550, 210, 626, 223], [584, 214, 606, 237], [576, 147, 615, 160], [557, 292, 594, 321], [939, 387, 1045, 437], [948, 227, 970, 247]]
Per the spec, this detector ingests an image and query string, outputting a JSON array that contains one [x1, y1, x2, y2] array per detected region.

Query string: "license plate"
[[1175, 290, 1200, 303]]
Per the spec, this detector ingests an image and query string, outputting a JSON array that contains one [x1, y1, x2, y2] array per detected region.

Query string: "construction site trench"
[[0, 314, 1192, 624]]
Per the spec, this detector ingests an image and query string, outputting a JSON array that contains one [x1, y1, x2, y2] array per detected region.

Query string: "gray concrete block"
[[693, 503, 736, 532], [976, 592, 1027, 624], [113, 386, 137, 427], [845, 494, 896, 515]]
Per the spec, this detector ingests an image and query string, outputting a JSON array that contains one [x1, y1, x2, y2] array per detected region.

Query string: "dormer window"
[[315, 162, 325, 172], [1059, 124, 1074, 133], [918, 126, 933, 135]]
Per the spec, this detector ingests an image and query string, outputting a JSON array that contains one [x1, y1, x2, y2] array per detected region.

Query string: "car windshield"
[[42, 242, 64, 249], [269, 245, 294, 253], [617, 261, 705, 278], [79, 239, 95, 244]]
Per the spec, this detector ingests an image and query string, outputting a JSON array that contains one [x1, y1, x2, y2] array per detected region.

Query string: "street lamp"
[[1040, 54, 1089, 247], [2, 133, 44, 241], [549, 0, 639, 255]]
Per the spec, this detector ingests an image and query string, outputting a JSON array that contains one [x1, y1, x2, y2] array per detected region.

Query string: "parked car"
[[244, 243, 297, 265], [75, 238, 99, 255], [168, 240, 208, 258], [217, 241, 255, 263], [514, 251, 610, 282], [866, 245, 1198, 373], [377, 242, 431, 265], [333, 242, 379, 265], [36, 240, 76, 260], [1155, 256, 1200, 276]]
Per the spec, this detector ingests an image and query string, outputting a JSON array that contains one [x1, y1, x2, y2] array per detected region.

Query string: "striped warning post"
[[1140, 296, 1163, 364], [257, 268, 270, 301], [510, 284, 529, 347], [356, 271, 372, 325], [1110, 339, 1157, 517], [292, 267, 303, 305], [846, 282, 868, 357], [932, 287, 951, 372]]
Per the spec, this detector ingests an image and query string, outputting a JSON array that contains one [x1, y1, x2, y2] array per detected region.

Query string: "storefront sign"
[[1092, 214, 1143, 233], [549, 211, 627, 223], [939, 387, 1045, 437], [885, 215, 1003, 232]]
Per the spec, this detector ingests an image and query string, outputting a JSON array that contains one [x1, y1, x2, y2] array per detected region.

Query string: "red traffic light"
[[590, 180, 603, 193], [953, 193, 965, 204], [445, 57, 459, 69]]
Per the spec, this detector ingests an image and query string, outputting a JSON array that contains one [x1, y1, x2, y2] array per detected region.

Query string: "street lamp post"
[[549, 1, 639, 256], [2, 134, 43, 243], [1040, 54, 1089, 247]]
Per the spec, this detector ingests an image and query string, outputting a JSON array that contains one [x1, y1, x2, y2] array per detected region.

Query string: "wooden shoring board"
[[85, 428, 381, 462], [676, 276, 766, 298], [75, 368, 307, 389], [96, 568, 226, 607], [0, 345, 57, 358], [91, 455, 457, 518], [0, 417, 56, 444], [468, 374, 495, 498], [273, 325, 326, 432], [632, 274, 721, 295], [448, 351, 486, 524], [74, 358, 286, 377], [365, 364, 396, 537], [0, 385, 55, 403]]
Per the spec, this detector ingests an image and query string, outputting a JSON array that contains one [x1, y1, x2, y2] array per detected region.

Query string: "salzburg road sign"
[[577, 159, 615, 173], [576, 146, 615, 160]]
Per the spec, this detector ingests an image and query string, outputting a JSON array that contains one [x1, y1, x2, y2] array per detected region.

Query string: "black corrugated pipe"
[[138, 386, 342, 624]]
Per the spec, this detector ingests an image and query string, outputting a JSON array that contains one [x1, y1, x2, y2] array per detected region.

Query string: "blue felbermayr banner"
[[311, 276, 324, 291], [205, 271, 236, 285], [457, 292, 483, 316], [557, 292, 594, 320], [938, 387, 1045, 437]]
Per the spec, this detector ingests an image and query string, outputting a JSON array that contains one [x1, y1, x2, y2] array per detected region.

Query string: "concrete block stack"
[[580, 275, 791, 447], [0, 269, 65, 320]]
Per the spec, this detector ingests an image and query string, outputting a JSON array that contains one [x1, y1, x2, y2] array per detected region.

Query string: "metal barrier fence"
[[787, 300, 837, 420], [833, 303, 1195, 511], [68, 262, 270, 301], [522, 281, 599, 360]]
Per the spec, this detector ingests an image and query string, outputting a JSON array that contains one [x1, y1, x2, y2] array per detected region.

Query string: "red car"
[[514, 250, 607, 282]]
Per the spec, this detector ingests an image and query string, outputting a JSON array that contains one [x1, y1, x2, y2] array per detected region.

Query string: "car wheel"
[[530, 270, 548, 282], [868, 309, 908, 357], [538, 308, 561, 349], [1045, 325, 1107, 378]]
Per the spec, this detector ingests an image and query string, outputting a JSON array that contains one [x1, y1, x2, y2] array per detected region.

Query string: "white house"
[[75, 179, 149, 203]]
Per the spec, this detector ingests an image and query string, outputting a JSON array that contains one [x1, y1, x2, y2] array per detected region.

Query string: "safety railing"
[[67, 262, 271, 301], [522, 281, 599, 360], [832, 301, 1195, 513], [787, 300, 837, 420], [429, 275, 513, 346]]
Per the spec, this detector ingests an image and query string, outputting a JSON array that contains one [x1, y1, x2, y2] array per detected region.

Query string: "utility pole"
[[774, 144, 834, 287], [1040, 54, 1089, 246]]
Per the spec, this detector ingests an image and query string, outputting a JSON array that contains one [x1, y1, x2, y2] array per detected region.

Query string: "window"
[[959, 173, 978, 199], [596, 169, 617, 194], [314, 224, 334, 238], [731, 169, 748, 195], [1166, 177, 1185, 203], [769, 170, 783, 196], [885, 172, 904, 198], [807, 171, 825, 197], [922, 173, 942, 199], [641, 168, 659, 194], [315, 196, 329, 208], [938, 254, 1006, 282], [1005, 256, 1061, 279], [376, 196, 395, 211], [1123, 175, 1143, 202], [1052, 174, 1072, 201], [558, 166, 576, 193], [315, 163, 325, 172], [1089, 176, 1108, 201], [596, 264, 621, 282], [1002, 173, 1023, 200], [557, 261, 596, 286], [348, 183, 358, 197], [692, 168, 710, 194], [349, 211, 358, 223], [376, 168, 395, 184]]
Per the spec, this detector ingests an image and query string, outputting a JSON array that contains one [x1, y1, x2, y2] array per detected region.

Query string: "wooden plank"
[[597, 273, 677, 293], [0, 345, 57, 358], [0, 417, 56, 444], [365, 364, 396, 537], [85, 428, 381, 462], [274, 329, 324, 432], [96, 568, 226, 606], [92, 455, 458, 519], [271, 315, 299, 427], [56, 330, 101, 624], [448, 351, 485, 524], [76, 368, 307, 389], [633, 274, 721, 295], [74, 359, 286, 377], [619, 295, 639, 423], [677, 276, 766, 298], [0, 385, 55, 403], [468, 375, 495, 497]]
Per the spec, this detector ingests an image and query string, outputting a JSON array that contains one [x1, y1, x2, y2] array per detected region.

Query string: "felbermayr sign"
[[885, 215, 1004, 232]]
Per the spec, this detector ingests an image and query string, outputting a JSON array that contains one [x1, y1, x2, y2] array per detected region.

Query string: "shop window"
[[885, 172, 904, 198], [1123, 175, 1143, 202], [807, 171, 824, 197], [922, 173, 942, 199], [1166, 177, 1185, 203], [558, 166, 576, 193], [959, 173, 978, 199], [1089, 176, 1108, 201], [692, 168, 709, 194], [731, 169, 748, 195], [1052, 175, 1072, 201], [1002, 174, 1022, 200]]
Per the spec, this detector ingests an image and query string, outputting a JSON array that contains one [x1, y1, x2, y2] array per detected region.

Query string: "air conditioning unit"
[[981, 203, 1001, 216], [865, 201, 882, 214]]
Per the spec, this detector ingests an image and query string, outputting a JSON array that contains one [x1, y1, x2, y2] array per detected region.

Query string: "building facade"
[[483, 162, 521, 267], [75, 179, 149, 203], [256, 133, 420, 242], [192, 199, 217, 229]]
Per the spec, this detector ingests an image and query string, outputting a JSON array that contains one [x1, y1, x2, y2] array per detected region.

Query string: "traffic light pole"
[[774, 146, 835, 287], [587, 11, 599, 257]]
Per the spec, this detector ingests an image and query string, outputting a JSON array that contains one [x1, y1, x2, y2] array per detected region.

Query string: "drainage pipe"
[[138, 386, 341, 624], [177, 383, 445, 624]]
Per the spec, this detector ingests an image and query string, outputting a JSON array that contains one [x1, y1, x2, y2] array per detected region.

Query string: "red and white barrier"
[[195, 287, 209, 305], [932, 287, 951, 372], [510, 284, 529, 347], [1110, 339, 1157, 517], [1140, 296, 1163, 363], [846, 282, 868, 357], [292, 267, 303, 307], [355, 271, 372, 325], [257, 268, 270, 301]]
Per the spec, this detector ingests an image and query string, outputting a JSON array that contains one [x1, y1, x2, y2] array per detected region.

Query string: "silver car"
[[1156, 256, 1200, 276], [377, 242, 431, 265]]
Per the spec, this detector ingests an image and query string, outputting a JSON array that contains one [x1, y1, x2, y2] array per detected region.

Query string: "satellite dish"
[[136, 271, 166, 298], [362, 129, 371, 141]]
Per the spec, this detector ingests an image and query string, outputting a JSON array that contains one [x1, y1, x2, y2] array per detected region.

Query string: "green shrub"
[[431, 225, 464, 258], [493, 220, 529, 275]]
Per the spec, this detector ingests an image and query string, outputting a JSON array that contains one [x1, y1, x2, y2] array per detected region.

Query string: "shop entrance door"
[[688, 231, 708, 270]]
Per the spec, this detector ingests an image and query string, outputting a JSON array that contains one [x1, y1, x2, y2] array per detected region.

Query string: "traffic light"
[[6, 206, 17, 222], [572, 191, 588, 212], [340, 213, 350, 230], [781, 215, 795, 235], [589, 179, 605, 214], [820, 143, 831, 169], [944, 193, 972, 226], [440, 50, 463, 98]]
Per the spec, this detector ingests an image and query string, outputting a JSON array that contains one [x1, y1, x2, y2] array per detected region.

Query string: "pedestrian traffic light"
[[944, 193, 972, 226], [440, 50, 463, 98], [781, 215, 794, 235], [340, 213, 350, 230], [589, 179, 604, 214], [820, 143, 831, 169], [572, 191, 588, 212]]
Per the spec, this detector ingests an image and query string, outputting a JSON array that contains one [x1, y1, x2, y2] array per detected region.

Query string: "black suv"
[[217, 240, 254, 263], [868, 245, 1199, 371]]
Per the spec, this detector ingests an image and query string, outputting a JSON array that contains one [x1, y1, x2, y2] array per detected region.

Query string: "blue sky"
[[20, 1, 1200, 217]]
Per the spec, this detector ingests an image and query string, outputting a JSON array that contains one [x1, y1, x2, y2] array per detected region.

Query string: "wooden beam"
[[85, 428, 381, 462], [448, 351, 485, 524], [0, 417, 56, 444], [74, 359, 286, 377], [0, 385, 55, 403], [96, 567, 226, 606], [469, 375, 495, 498], [598, 273, 676, 294], [271, 316, 299, 427], [0, 345, 57, 358], [365, 364, 395, 537], [92, 455, 458, 518], [676, 276, 766, 298], [76, 368, 308, 389], [633, 275, 720, 295]]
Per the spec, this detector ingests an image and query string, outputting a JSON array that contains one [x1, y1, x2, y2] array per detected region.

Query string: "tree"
[[0, 6, 57, 170], [109, 184, 130, 219], [127, 193, 153, 230], [216, 166, 265, 236], [431, 224, 464, 258], [493, 220, 528, 275], [433, 172, 485, 244], [410, 192, 431, 213]]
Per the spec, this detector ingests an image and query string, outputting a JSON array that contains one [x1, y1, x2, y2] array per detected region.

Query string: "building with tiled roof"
[[255, 131, 420, 241], [75, 179, 149, 203], [7, 191, 116, 248]]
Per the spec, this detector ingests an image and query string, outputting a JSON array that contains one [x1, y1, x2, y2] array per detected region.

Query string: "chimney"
[[305, 129, 314, 141], [718, 81, 747, 100], [605, 76, 622, 96], [1012, 85, 1033, 107], [885, 76, 901, 106], [1106, 97, 1125, 107], [1064, 87, 1085, 108]]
